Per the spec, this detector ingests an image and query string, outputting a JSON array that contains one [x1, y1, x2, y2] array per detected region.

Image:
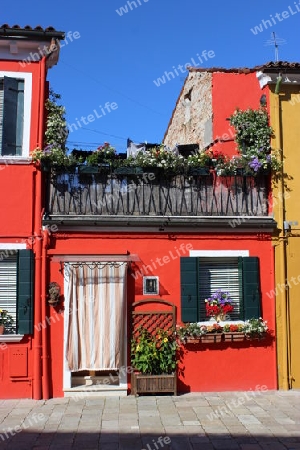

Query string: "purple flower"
[[207, 289, 233, 305], [248, 157, 262, 172]]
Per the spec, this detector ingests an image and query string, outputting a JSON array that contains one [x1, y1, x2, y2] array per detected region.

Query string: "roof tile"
[[188, 61, 300, 73]]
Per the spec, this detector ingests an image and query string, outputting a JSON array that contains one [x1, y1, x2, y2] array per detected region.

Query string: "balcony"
[[43, 169, 275, 231]]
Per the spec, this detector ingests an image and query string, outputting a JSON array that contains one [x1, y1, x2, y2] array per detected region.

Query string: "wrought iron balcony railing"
[[44, 169, 270, 219]]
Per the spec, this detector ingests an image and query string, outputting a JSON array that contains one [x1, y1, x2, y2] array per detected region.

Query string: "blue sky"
[[4, 0, 300, 153]]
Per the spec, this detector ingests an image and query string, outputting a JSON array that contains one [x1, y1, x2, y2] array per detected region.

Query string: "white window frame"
[[0, 243, 27, 342], [189, 250, 249, 324], [0, 71, 32, 158]]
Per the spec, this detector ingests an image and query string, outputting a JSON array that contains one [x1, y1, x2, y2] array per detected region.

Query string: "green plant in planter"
[[244, 317, 268, 339], [223, 323, 245, 332], [228, 106, 282, 175], [186, 150, 211, 168], [44, 90, 69, 149], [176, 323, 207, 341], [86, 142, 117, 165], [229, 107, 273, 154], [32, 90, 70, 167], [131, 328, 178, 375], [32, 145, 73, 166], [133, 146, 184, 172]]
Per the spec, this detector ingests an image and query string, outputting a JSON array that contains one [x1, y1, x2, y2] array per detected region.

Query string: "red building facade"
[[0, 29, 278, 398], [0, 25, 64, 399]]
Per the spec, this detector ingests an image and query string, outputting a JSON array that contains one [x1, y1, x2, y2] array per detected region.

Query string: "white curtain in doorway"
[[65, 262, 127, 371]]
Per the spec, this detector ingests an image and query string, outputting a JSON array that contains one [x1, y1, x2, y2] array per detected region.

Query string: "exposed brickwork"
[[163, 71, 212, 149]]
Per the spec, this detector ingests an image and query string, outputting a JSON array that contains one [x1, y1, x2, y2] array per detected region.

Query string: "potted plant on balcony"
[[132, 146, 184, 176], [205, 289, 234, 322], [32, 145, 76, 172], [228, 106, 282, 176], [84, 143, 116, 172], [0, 309, 14, 334], [186, 150, 212, 175], [131, 327, 178, 395]]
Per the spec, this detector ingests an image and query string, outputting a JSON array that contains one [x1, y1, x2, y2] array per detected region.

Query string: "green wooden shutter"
[[2, 77, 19, 155], [17, 249, 34, 334], [180, 257, 198, 322], [239, 256, 261, 320]]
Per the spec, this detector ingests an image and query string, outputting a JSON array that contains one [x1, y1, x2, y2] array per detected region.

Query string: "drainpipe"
[[33, 56, 47, 399], [273, 80, 290, 390], [33, 169, 42, 400], [42, 229, 50, 399]]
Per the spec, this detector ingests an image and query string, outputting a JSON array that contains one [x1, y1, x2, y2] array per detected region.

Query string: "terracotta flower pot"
[[0, 325, 5, 335]]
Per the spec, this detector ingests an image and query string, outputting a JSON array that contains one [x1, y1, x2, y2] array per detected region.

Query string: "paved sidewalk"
[[0, 391, 300, 450]]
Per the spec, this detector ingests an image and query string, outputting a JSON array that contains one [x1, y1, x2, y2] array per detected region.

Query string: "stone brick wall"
[[163, 71, 213, 149]]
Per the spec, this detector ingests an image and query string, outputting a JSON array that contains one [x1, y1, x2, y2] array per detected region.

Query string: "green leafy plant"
[[244, 317, 268, 339], [186, 150, 211, 168], [204, 323, 223, 334], [229, 107, 273, 154], [133, 145, 184, 171], [86, 142, 117, 165], [0, 309, 14, 327], [32, 90, 70, 166], [176, 323, 207, 341], [32, 145, 73, 166], [223, 323, 245, 332], [44, 90, 68, 149], [227, 106, 282, 176], [131, 328, 178, 374]]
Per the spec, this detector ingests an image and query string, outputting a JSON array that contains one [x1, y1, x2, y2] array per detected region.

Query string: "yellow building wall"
[[270, 86, 300, 389]]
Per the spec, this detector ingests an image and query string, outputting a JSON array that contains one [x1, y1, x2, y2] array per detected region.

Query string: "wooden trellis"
[[131, 299, 176, 339], [130, 299, 177, 396]]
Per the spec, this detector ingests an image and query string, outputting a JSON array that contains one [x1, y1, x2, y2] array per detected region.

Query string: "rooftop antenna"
[[273, 32, 279, 62], [264, 32, 287, 61]]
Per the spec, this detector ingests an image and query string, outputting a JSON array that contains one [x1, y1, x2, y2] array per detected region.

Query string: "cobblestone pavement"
[[0, 391, 300, 450]]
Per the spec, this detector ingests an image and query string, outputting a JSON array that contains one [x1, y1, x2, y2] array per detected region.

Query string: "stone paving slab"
[[0, 391, 299, 449]]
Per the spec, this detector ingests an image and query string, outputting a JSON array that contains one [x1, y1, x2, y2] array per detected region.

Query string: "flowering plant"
[[0, 309, 14, 327], [205, 289, 234, 319], [186, 150, 211, 168], [131, 328, 178, 374], [244, 317, 268, 339], [203, 323, 223, 334], [206, 148, 226, 163], [223, 323, 245, 333], [87, 142, 117, 165], [32, 145, 72, 166], [133, 146, 184, 171], [176, 322, 208, 341], [228, 107, 282, 176]]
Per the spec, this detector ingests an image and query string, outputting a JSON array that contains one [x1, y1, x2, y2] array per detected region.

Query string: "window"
[[180, 256, 261, 323], [0, 249, 34, 334], [143, 276, 159, 295], [0, 72, 31, 157]]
